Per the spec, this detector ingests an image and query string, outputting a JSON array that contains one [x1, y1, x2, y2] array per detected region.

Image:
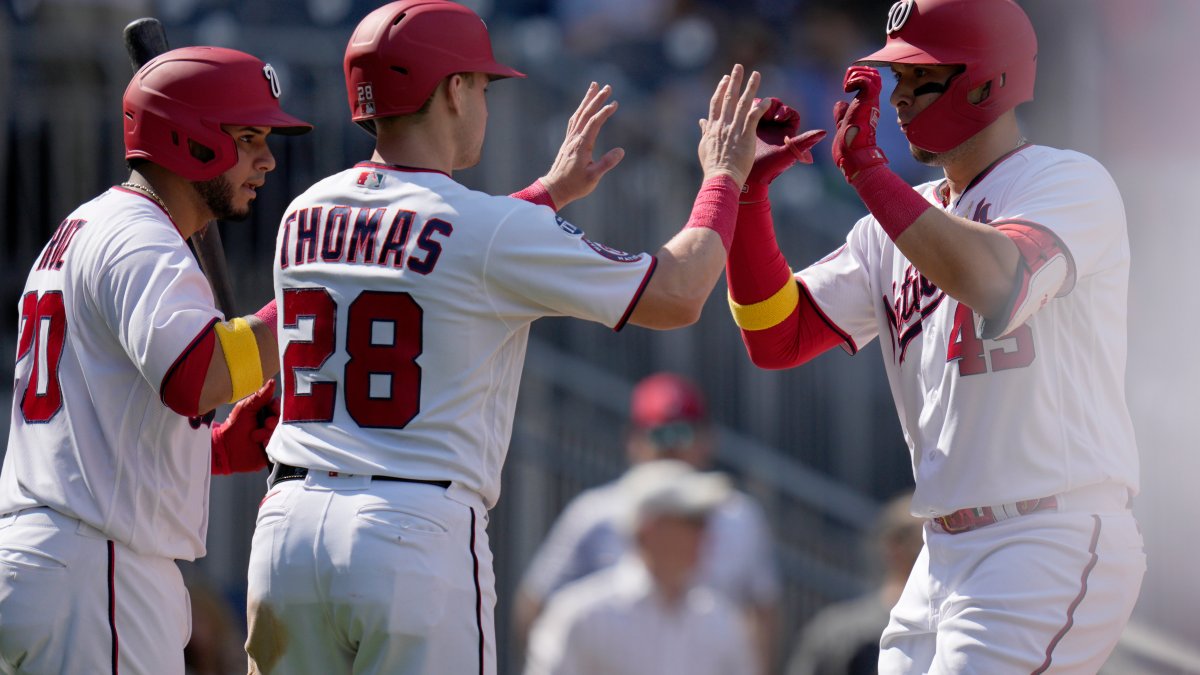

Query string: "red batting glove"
[[210, 380, 278, 475], [744, 98, 827, 202], [832, 66, 889, 182]]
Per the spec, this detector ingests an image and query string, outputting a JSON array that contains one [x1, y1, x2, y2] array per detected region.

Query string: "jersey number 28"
[[280, 287, 422, 428]]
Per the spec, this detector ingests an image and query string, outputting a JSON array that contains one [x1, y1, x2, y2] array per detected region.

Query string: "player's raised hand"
[[539, 82, 626, 209], [832, 66, 889, 182], [210, 379, 278, 475], [697, 65, 771, 187], [743, 97, 827, 200]]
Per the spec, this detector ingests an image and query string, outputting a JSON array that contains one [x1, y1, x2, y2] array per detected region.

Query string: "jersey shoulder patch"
[[583, 238, 643, 263]]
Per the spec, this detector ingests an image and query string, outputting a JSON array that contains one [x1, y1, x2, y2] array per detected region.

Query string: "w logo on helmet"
[[263, 64, 282, 99], [886, 0, 915, 34]]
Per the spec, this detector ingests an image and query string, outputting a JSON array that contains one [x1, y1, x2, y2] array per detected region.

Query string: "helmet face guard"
[[856, 0, 1037, 153], [343, 0, 525, 136], [123, 46, 312, 181]]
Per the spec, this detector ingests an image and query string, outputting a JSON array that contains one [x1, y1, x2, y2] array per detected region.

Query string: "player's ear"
[[444, 73, 470, 115]]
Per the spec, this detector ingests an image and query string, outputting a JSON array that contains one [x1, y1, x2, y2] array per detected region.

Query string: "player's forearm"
[[628, 229, 726, 329], [727, 199, 826, 368], [196, 311, 279, 413], [851, 166, 1020, 321], [628, 176, 739, 329], [892, 208, 1021, 321]]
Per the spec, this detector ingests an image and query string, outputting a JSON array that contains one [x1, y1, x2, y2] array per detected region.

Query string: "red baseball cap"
[[630, 373, 708, 429]]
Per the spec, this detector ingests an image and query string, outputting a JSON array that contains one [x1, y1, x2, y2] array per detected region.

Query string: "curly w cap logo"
[[262, 64, 282, 98], [886, 0, 915, 34]]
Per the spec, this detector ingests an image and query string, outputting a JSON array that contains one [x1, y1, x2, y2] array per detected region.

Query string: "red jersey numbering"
[[16, 291, 67, 422], [946, 303, 1035, 376]]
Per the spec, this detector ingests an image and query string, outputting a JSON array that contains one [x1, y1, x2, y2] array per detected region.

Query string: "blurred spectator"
[[29, 0, 150, 221], [785, 491, 923, 675], [515, 372, 780, 672], [182, 575, 246, 675], [524, 460, 755, 675]]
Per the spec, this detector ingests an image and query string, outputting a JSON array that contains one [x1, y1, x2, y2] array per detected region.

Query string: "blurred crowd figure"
[[181, 571, 246, 675], [786, 492, 923, 675], [515, 372, 780, 673], [524, 460, 755, 675]]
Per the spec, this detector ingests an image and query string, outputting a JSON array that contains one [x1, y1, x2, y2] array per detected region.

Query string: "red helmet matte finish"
[[123, 46, 312, 182], [344, 0, 525, 133], [856, 0, 1037, 153]]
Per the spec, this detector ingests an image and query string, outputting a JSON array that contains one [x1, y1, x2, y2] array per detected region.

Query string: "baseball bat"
[[123, 18, 240, 318]]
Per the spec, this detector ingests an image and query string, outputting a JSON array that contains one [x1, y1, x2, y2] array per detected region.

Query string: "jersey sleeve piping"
[[612, 256, 657, 332], [796, 276, 858, 355], [159, 317, 219, 410]]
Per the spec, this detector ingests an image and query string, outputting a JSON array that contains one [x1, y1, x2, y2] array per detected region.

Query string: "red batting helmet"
[[856, 0, 1037, 153], [344, 0, 525, 135], [123, 47, 312, 182]]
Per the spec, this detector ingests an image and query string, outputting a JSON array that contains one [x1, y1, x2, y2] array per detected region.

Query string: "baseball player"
[[241, 2, 816, 673], [0, 47, 311, 674], [727, 0, 1146, 672]]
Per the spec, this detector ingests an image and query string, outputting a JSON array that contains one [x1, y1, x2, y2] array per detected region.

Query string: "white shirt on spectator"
[[525, 555, 755, 675], [520, 477, 780, 611]]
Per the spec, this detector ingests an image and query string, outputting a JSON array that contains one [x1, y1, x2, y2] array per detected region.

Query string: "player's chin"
[[220, 200, 254, 223], [909, 143, 942, 166]]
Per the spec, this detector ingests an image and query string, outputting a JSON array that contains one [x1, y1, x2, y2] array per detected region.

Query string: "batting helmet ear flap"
[[123, 46, 312, 182]]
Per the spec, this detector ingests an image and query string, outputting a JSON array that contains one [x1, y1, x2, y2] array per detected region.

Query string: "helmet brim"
[[229, 108, 314, 136], [481, 62, 526, 81], [856, 39, 938, 67]]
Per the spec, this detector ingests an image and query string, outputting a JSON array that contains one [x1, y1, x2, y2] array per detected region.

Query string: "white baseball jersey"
[[797, 145, 1137, 516], [268, 163, 655, 508], [0, 187, 221, 559]]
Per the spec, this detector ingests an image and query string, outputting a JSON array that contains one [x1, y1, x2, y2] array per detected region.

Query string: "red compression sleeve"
[[161, 321, 217, 417], [728, 199, 792, 305], [727, 200, 843, 368], [742, 288, 846, 369], [510, 180, 558, 210], [851, 165, 934, 241], [682, 175, 740, 252], [254, 299, 278, 339]]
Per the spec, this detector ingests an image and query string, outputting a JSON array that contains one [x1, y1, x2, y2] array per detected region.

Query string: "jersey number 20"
[[280, 287, 422, 428], [16, 291, 67, 422]]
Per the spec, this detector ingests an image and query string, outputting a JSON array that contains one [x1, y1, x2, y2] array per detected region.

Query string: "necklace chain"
[[120, 181, 171, 218]]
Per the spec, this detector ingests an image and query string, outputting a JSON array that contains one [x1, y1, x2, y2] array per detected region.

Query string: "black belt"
[[269, 463, 451, 489]]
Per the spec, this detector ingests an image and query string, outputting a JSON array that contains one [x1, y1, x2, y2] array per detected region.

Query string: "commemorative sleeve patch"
[[584, 238, 643, 263]]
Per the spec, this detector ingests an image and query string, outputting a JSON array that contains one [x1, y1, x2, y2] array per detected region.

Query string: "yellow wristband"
[[728, 277, 800, 331], [214, 317, 262, 403]]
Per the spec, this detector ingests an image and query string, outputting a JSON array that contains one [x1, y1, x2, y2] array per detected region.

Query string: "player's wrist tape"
[[728, 277, 799, 330], [214, 318, 262, 403], [683, 175, 740, 252], [510, 179, 558, 211], [850, 165, 934, 241], [254, 300, 278, 340]]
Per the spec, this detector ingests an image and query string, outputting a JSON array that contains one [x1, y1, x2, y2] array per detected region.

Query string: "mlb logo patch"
[[356, 171, 384, 189]]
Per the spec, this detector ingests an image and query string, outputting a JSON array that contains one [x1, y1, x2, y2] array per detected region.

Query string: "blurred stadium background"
[[1, 0, 1197, 672]]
